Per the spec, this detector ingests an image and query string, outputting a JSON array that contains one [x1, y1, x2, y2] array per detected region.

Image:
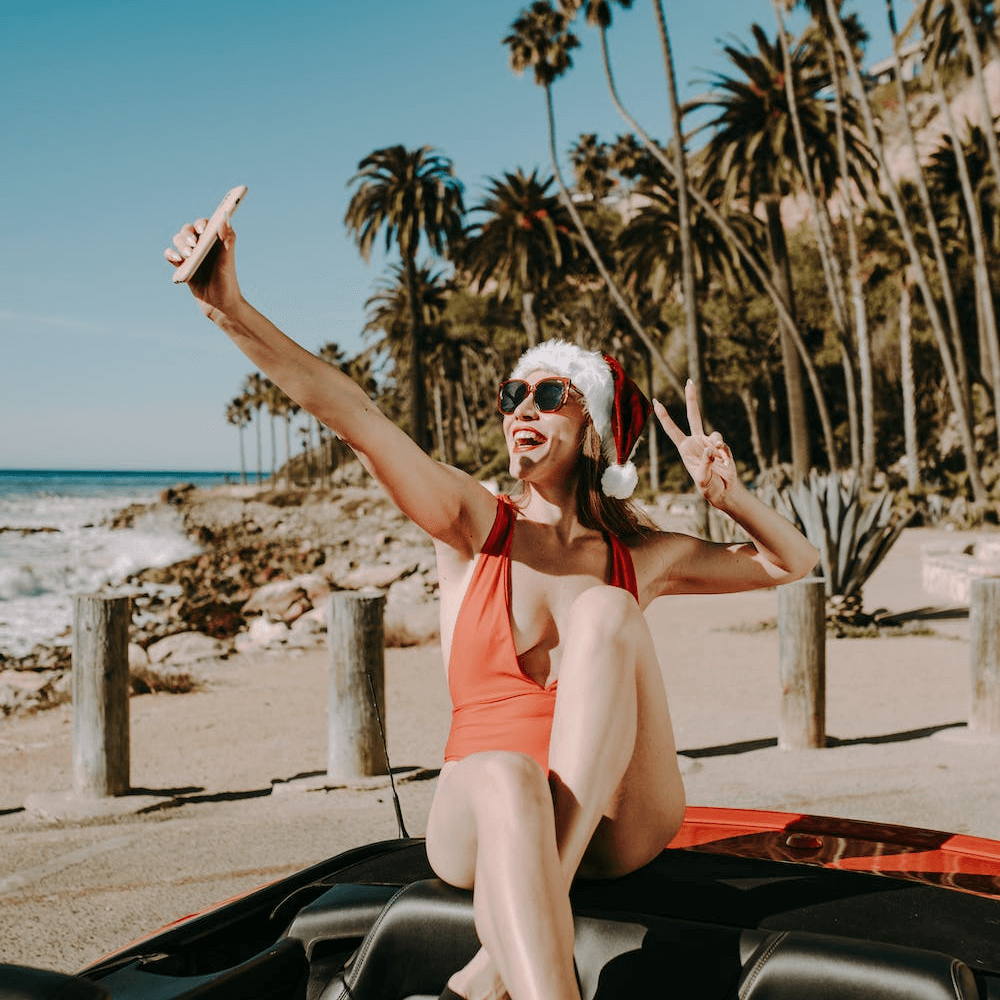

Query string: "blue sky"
[[2, 0, 910, 472]]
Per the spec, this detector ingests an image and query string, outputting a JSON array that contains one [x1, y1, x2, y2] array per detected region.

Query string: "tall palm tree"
[[792, 0, 880, 482], [462, 169, 584, 347], [568, 132, 616, 201], [344, 145, 465, 451], [242, 372, 268, 485], [503, 1, 685, 397], [691, 24, 861, 476], [921, 0, 1000, 233], [363, 261, 452, 457], [225, 398, 251, 485], [773, 0, 875, 481], [827, 0, 989, 502], [577, 0, 838, 474], [886, 0, 971, 416]]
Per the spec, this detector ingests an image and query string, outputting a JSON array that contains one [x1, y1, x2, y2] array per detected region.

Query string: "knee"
[[463, 751, 552, 824], [568, 585, 642, 648]]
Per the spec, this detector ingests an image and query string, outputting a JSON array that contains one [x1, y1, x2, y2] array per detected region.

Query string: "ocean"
[[0, 470, 238, 660]]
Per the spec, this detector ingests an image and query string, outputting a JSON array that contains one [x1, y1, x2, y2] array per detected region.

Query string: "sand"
[[2, 524, 1000, 973]]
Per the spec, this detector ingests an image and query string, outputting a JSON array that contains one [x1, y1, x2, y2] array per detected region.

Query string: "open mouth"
[[512, 428, 547, 453]]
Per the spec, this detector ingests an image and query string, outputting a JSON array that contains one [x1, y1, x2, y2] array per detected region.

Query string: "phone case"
[[171, 185, 248, 284]]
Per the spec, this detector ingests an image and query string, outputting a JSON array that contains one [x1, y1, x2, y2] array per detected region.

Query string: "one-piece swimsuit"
[[442, 496, 638, 774]]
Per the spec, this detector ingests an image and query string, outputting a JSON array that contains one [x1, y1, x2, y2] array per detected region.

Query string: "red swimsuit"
[[443, 497, 639, 773]]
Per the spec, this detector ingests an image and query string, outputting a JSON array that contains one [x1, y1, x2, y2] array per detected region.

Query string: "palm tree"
[[691, 24, 860, 476], [580, 0, 838, 477], [886, 0, 972, 418], [462, 169, 583, 347], [242, 372, 268, 484], [921, 0, 1000, 233], [363, 261, 452, 457], [773, 0, 876, 481], [503, 1, 685, 397], [225, 398, 251, 485], [344, 145, 465, 452], [827, 0, 989, 503], [568, 132, 616, 201]]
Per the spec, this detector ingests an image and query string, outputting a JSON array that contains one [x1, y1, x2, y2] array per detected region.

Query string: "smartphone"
[[171, 185, 248, 284]]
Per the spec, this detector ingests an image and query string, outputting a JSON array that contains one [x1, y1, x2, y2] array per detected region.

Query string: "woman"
[[166, 216, 818, 1000]]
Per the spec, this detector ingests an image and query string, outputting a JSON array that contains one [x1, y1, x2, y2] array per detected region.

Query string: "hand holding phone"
[[170, 185, 247, 284]]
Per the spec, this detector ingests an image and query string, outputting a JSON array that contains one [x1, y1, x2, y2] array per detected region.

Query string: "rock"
[[337, 561, 418, 591], [147, 631, 228, 665], [234, 618, 291, 653], [242, 574, 330, 622], [288, 607, 326, 647], [128, 643, 149, 669], [384, 575, 440, 647]]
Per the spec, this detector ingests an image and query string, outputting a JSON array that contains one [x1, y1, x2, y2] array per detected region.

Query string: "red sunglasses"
[[497, 377, 575, 415]]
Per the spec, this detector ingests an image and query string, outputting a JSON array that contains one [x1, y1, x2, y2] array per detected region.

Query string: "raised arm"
[[165, 217, 497, 557], [645, 382, 819, 596]]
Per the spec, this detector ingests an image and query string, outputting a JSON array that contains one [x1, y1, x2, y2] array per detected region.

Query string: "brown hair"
[[510, 420, 656, 542]]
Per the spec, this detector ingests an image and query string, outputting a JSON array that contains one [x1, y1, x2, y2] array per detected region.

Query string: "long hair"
[[510, 420, 655, 542]]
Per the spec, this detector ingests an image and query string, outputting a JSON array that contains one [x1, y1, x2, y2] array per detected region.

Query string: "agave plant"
[[766, 471, 914, 624]]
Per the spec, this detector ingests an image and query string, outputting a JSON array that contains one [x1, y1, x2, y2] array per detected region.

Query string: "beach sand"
[[2, 524, 1000, 973]]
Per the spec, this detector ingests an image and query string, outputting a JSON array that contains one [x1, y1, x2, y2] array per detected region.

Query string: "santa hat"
[[511, 340, 652, 499]]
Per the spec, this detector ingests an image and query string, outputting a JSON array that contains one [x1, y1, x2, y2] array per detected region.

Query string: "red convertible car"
[[2, 805, 999, 998]]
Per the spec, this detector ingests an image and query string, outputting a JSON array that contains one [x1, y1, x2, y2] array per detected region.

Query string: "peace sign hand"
[[653, 381, 737, 507]]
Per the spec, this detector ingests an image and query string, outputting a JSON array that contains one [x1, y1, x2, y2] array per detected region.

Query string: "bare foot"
[[447, 946, 509, 1000]]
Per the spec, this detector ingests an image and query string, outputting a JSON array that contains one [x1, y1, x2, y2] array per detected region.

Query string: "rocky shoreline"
[[0, 471, 442, 718]]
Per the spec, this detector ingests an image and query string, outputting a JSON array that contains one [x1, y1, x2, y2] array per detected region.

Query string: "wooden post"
[[777, 578, 826, 750], [969, 578, 1000, 736], [327, 590, 387, 779], [72, 594, 131, 797]]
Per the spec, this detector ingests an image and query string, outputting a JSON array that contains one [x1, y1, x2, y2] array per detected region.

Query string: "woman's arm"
[[644, 382, 819, 596], [165, 218, 497, 557]]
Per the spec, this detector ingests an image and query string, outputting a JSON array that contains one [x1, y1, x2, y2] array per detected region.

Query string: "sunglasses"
[[497, 376, 575, 415]]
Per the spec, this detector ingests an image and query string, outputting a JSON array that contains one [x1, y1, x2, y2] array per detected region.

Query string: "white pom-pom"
[[601, 462, 638, 499]]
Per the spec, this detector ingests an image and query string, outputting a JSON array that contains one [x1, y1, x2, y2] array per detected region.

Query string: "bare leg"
[[426, 586, 684, 999], [426, 754, 577, 1000], [550, 586, 686, 881]]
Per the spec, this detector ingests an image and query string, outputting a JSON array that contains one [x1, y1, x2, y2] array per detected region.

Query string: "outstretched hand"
[[164, 217, 242, 318], [653, 381, 738, 507]]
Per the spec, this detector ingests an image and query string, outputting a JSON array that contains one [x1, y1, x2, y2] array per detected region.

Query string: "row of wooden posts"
[[71, 579, 1000, 799]]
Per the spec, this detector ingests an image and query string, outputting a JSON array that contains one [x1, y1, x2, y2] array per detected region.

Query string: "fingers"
[[652, 398, 686, 446], [685, 379, 705, 438]]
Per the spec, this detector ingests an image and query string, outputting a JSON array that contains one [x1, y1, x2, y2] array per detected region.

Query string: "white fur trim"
[[511, 340, 615, 458], [601, 462, 638, 499]]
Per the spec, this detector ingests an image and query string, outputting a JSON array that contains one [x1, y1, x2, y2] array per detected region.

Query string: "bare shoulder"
[[406, 464, 502, 562], [628, 529, 697, 599]]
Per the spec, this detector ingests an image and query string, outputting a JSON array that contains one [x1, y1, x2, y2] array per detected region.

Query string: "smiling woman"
[[163, 210, 817, 1000]]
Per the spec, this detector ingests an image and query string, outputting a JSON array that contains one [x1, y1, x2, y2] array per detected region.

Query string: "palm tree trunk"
[[651, 1, 703, 408], [773, 0, 859, 474], [953, 0, 1000, 244], [899, 277, 919, 491], [254, 407, 263, 485], [645, 348, 659, 494], [835, 0, 988, 503], [764, 195, 812, 477], [542, 81, 686, 398], [238, 425, 247, 486], [824, 31, 875, 486], [456, 356, 482, 465], [404, 254, 430, 452], [737, 386, 767, 476], [521, 290, 541, 347], [283, 416, 292, 489], [432, 380, 446, 463], [934, 72, 1000, 441], [886, 0, 971, 408], [595, 22, 838, 473]]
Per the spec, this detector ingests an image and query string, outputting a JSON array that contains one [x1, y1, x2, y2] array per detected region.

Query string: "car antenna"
[[368, 669, 409, 839]]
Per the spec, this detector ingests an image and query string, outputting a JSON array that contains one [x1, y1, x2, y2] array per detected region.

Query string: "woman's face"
[[502, 368, 588, 487]]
